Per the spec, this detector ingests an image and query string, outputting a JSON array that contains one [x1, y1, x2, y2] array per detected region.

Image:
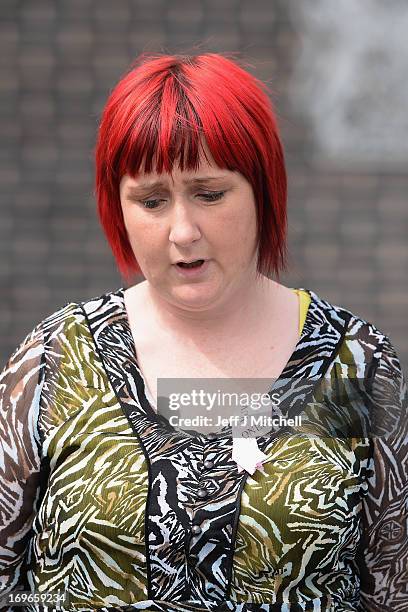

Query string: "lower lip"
[[173, 260, 210, 278]]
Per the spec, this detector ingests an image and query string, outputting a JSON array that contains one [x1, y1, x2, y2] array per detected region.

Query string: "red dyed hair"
[[95, 52, 288, 284]]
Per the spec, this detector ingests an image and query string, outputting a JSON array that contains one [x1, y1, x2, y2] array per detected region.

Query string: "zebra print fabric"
[[0, 287, 407, 611]]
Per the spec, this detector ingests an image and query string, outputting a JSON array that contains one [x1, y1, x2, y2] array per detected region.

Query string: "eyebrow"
[[126, 175, 230, 193]]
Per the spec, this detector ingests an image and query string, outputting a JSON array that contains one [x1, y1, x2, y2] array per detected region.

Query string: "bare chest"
[[126, 314, 299, 406], [123, 282, 300, 406]]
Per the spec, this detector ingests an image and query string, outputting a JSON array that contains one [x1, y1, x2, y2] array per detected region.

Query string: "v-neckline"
[[81, 285, 351, 440], [117, 285, 318, 401]]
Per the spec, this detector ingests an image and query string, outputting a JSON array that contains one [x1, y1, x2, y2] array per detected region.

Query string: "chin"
[[169, 285, 221, 309]]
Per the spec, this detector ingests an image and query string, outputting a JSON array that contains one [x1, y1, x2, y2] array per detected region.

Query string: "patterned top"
[[0, 286, 407, 612]]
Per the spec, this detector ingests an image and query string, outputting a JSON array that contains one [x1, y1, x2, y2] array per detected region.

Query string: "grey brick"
[[0, 69, 19, 92], [378, 291, 408, 309], [55, 168, 92, 187], [0, 1, 19, 20], [167, 3, 204, 23], [19, 70, 54, 89], [92, 54, 131, 78], [20, 3, 57, 24], [21, 144, 58, 167], [94, 0, 131, 19], [57, 96, 94, 116], [304, 197, 340, 218], [203, 0, 239, 10], [376, 244, 408, 265], [57, 0, 93, 20], [126, 32, 167, 54], [19, 48, 56, 71], [339, 220, 377, 243], [12, 238, 49, 259], [57, 123, 95, 145], [239, 4, 277, 29], [0, 22, 19, 52], [56, 27, 94, 52], [378, 197, 407, 217], [20, 93, 55, 118], [0, 167, 19, 186], [56, 72, 93, 95], [131, 0, 167, 21]]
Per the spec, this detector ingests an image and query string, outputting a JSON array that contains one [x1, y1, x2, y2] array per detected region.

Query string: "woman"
[[0, 53, 407, 612]]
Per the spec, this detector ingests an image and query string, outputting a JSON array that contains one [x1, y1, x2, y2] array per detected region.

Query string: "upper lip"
[[174, 258, 206, 264]]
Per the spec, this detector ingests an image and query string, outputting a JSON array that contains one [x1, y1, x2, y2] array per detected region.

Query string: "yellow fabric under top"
[[293, 288, 311, 337]]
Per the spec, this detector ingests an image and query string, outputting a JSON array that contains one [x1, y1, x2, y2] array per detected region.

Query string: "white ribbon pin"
[[232, 436, 268, 475]]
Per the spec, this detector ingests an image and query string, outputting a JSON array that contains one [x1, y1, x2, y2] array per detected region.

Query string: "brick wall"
[[1, 0, 407, 373]]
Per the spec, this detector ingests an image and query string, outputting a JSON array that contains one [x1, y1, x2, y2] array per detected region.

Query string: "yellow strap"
[[293, 289, 311, 337]]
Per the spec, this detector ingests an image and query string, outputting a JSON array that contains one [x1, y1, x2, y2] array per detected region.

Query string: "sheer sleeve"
[[356, 334, 408, 611], [0, 323, 45, 609]]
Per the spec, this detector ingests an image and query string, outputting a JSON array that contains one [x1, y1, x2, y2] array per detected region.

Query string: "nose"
[[168, 200, 201, 246]]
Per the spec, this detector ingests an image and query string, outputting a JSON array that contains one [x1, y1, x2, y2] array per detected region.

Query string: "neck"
[[141, 276, 283, 344]]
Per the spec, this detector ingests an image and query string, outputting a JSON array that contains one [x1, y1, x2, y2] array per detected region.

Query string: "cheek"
[[243, 204, 258, 244], [123, 211, 150, 242], [222, 205, 257, 249], [123, 216, 163, 265], [233, 208, 258, 264]]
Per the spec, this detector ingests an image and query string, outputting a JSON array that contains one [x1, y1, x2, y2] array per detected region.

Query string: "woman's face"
[[119, 152, 259, 312]]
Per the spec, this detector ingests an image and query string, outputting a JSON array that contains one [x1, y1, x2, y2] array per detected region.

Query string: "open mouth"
[[176, 260, 205, 269]]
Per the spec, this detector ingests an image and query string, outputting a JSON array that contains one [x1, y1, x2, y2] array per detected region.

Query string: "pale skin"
[[119, 145, 299, 405]]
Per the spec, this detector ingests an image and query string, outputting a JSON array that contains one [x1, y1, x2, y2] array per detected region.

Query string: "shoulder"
[[10, 287, 123, 360], [31, 287, 123, 335], [2, 287, 123, 389], [307, 287, 386, 338], [305, 287, 399, 370], [306, 288, 406, 437]]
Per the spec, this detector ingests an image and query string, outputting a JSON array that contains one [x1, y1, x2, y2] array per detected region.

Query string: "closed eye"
[[199, 191, 225, 202], [138, 191, 226, 210], [140, 199, 166, 210]]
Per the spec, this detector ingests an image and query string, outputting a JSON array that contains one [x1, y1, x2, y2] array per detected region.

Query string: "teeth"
[[178, 260, 204, 268]]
